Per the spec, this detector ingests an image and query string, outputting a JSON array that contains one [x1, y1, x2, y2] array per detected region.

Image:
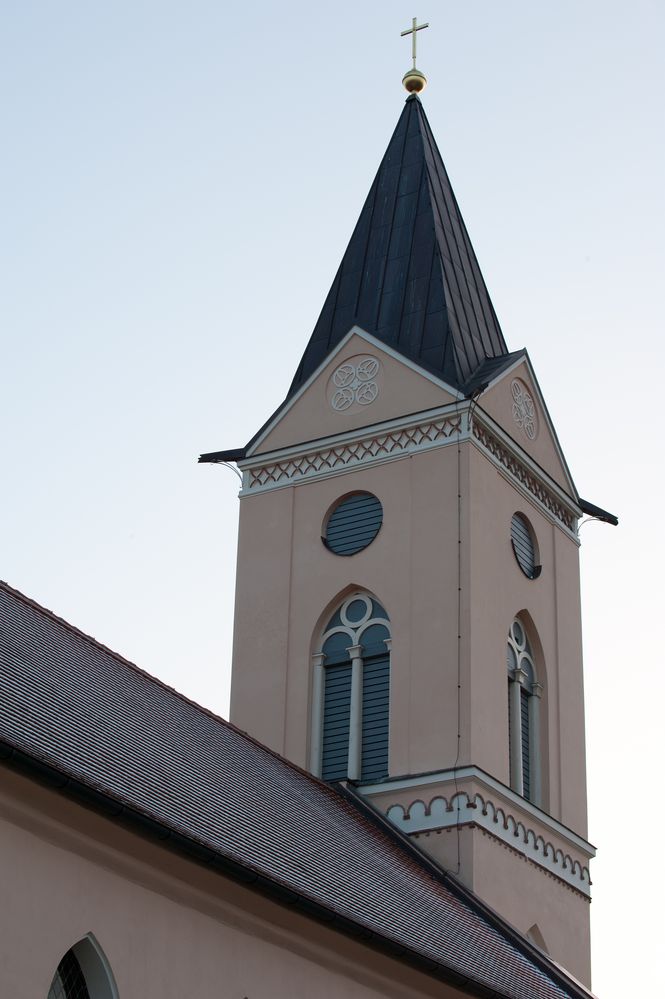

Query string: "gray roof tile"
[[0, 581, 591, 999]]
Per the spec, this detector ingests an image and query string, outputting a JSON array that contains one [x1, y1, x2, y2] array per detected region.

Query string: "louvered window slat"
[[508, 617, 539, 803], [327, 511, 384, 533], [321, 663, 352, 780], [511, 513, 538, 578], [325, 493, 383, 556], [508, 681, 513, 788], [319, 594, 390, 784], [361, 655, 389, 781], [520, 687, 530, 800]]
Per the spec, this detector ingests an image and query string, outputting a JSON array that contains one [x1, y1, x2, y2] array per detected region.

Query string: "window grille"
[[507, 618, 541, 804], [48, 950, 90, 999], [314, 593, 390, 781]]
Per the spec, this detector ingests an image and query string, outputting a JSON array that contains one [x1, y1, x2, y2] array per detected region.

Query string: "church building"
[[0, 36, 615, 999]]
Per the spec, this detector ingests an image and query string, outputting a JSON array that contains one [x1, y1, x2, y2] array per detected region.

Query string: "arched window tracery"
[[310, 593, 390, 783], [507, 618, 543, 805]]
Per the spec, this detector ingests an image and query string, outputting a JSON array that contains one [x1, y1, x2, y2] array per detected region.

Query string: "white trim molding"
[[242, 409, 464, 492], [477, 350, 578, 498], [311, 593, 391, 782], [470, 412, 580, 535], [358, 766, 594, 897], [240, 400, 580, 538]]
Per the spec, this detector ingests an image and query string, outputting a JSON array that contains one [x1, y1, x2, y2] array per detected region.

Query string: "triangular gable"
[[249, 326, 460, 457], [477, 353, 578, 497]]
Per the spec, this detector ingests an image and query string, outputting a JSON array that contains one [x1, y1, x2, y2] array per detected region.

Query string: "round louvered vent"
[[511, 513, 540, 579], [324, 493, 383, 556]]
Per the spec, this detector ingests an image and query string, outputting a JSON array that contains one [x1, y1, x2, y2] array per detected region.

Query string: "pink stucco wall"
[[230, 338, 591, 985], [0, 770, 463, 999], [406, 825, 591, 985], [231, 438, 587, 833]]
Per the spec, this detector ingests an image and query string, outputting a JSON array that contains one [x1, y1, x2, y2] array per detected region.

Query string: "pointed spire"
[[289, 96, 509, 397]]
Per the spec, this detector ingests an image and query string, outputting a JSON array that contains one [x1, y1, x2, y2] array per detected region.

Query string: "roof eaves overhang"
[[461, 351, 528, 398], [199, 447, 246, 464], [578, 498, 618, 526], [0, 737, 543, 999]]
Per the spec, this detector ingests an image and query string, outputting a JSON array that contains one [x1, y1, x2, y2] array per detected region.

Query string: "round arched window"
[[324, 492, 383, 556], [510, 513, 540, 579]]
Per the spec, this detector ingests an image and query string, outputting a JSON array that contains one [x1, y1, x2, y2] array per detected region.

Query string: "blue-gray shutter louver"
[[361, 653, 389, 781], [511, 513, 539, 579], [520, 686, 531, 800], [319, 601, 390, 783], [325, 493, 383, 556], [321, 662, 352, 781]]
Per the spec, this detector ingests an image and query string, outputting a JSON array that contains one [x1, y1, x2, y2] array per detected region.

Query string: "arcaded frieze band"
[[385, 793, 591, 896]]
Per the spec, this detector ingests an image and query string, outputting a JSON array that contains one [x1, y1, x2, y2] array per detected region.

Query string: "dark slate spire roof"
[[289, 94, 509, 396]]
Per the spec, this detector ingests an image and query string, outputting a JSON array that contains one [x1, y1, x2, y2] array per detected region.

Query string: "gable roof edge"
[[245, 325, 464, 458], [474, 350, 579, 500]]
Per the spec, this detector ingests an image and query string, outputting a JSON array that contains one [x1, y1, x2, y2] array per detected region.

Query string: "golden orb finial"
[[402, 68, 427, 94], [400, 17, 429, 94]]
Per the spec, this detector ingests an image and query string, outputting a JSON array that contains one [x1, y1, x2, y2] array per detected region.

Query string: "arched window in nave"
[[48, 950, 90, 999], [507, 617, 543, 805], [48, 936, 118, 999], [311, 593, 390, 783]]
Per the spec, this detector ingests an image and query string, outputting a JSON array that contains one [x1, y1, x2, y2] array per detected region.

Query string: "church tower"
[[202, 67, 615, 990]]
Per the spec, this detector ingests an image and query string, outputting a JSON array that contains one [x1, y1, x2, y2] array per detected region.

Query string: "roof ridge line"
[[0, 579, 347, 797], [416, 99, 506, 359]]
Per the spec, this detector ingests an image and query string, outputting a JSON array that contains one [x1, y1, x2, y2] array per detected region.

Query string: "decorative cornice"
[[241, 402, 580, 538], [244, 413, 463, 491], [470, 416, 578, 533], [385, 792, 591, 896]]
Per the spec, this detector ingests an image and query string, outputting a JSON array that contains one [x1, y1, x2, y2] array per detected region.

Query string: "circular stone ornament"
[[510, 379, 539, 440], [328, 355, 381, 413]]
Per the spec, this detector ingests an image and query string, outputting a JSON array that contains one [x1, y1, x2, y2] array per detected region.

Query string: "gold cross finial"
[[400, 17, 429, 94], [401, 17, 429, 69]]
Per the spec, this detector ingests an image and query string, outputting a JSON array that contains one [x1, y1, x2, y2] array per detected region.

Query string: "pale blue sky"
[[2, 3, 664, 995]]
